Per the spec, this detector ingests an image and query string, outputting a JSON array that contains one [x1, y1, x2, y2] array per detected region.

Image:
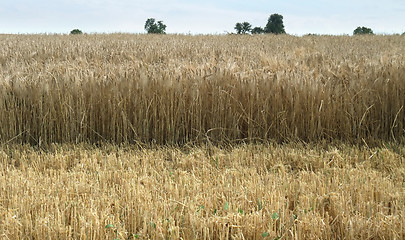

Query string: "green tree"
[[353, 26, 374, 35], [235, 22, 243, 34], [264, 14, 285, 34], [145, 18, 167, 34], [241, 22, 252, 34], [70, 29, 83, 35], [251, 27, 264, 34], [235, 22, 252, 34]]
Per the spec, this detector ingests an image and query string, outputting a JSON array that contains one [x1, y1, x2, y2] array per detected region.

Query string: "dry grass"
[[0, 34, 404, 145], [0, 143, 404, 239]]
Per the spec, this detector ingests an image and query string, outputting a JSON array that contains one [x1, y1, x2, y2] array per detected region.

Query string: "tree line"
[[69, 14, 394, 36], [234, 13, 285, 34]]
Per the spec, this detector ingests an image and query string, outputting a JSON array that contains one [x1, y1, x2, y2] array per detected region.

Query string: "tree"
[[70, 29, 83, 35], [353, 26, 374, 35], [235, 23, 243, 34], [264, 14, 285, 34], [251, 27, 264, 34], [235, 22, 252, 34], [145, 18, 167, 34], [241, 22, 252, 34]]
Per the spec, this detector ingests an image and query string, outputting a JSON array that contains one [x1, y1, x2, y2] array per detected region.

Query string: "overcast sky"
[[1, 0, 404, 35]]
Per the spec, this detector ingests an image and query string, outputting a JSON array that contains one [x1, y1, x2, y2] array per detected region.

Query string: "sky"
[[1, 0, 404, 35]]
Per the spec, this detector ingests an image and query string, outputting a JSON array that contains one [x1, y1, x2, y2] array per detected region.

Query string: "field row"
[[0, 34, 404, 145], [0, 143, 404, 239]]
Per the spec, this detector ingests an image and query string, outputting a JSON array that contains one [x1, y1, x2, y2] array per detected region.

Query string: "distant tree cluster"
[[235, 13, 285, 35], [353, 26, 374, 35], [144, 18, 167, 34], [251, 27, 265, 34], [265, 14, 286, 34], [70, 29, 83, 35], [234, 22, 252, 34]]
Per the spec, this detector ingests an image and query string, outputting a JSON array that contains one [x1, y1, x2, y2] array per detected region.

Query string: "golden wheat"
[[0, 34, 404, 239], [0, 34, 404, 145]]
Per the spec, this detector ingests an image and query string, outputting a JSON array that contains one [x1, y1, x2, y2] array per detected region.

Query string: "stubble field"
[[0, 34, 404, 239]]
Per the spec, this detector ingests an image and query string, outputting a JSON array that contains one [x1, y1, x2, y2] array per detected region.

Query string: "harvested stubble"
[[0, 143, 404, 239], [0, 34, 404, 145]]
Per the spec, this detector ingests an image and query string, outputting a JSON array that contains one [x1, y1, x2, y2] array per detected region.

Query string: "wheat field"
[[0, 34, 404, 145], [0, 34, 404, 239]]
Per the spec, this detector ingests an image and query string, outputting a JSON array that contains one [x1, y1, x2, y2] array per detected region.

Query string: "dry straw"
[[0, 143, 404, 239]]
